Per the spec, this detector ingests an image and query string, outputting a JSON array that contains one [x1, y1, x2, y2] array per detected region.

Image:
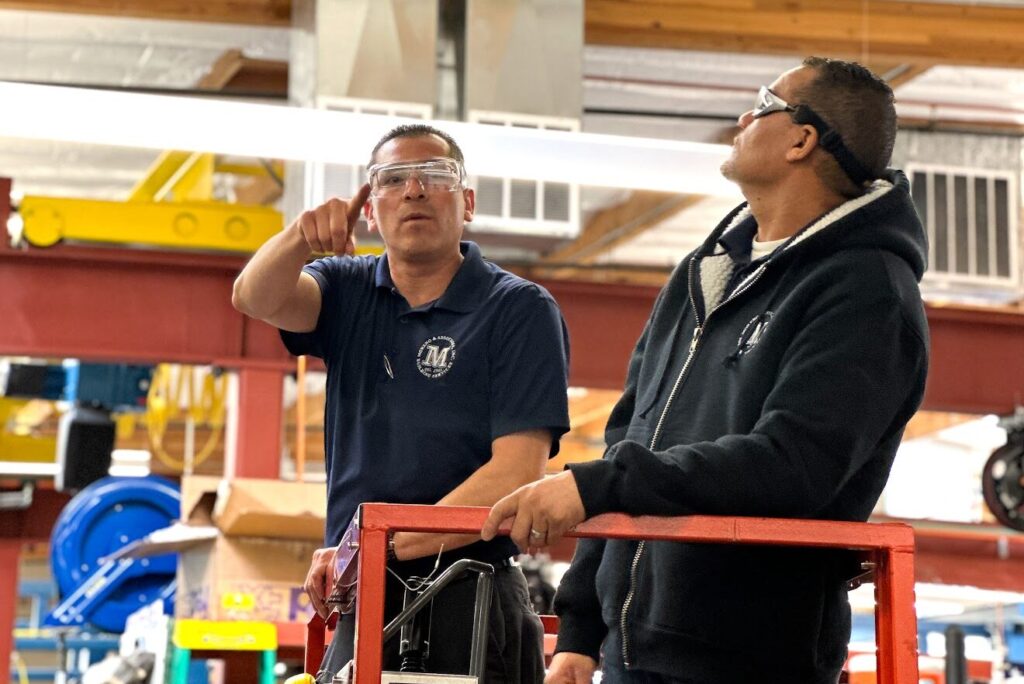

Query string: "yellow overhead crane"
[[18, 151, 284, 253], [4, 152, 379, 470]]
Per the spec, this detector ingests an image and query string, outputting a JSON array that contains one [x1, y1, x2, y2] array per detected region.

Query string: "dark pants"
[[600, 631, 842, 684], [316, 564, 544, 683], [600, 632, 691, 684], [602, 665, 691, 684]]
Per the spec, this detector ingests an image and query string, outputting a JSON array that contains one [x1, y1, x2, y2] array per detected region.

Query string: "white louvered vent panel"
[[468, 111, 581, 239], [907, 164, 1020, 293]]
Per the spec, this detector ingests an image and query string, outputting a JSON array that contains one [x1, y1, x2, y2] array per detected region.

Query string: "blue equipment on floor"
[[45, 476, 180, 633]]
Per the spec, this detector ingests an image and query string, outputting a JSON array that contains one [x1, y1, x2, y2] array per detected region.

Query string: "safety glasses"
[[749, 85, 873, 186], [366, 157, 465, 198], [751, 86, 796, 119]]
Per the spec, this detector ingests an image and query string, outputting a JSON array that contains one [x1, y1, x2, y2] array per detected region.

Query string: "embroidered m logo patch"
[[416, 336, 457, 379]]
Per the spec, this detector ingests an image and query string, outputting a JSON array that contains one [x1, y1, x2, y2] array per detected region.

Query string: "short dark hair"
[[793, 56, 896, 197], [368, 124, 465, 168]]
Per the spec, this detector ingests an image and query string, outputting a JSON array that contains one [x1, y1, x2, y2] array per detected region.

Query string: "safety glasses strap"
[[792, 106, 873, 186]]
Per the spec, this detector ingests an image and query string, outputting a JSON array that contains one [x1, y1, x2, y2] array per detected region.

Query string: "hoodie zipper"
[[619, 258, 768, 668]]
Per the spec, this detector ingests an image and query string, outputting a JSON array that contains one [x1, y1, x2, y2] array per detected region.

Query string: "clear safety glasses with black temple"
[[751, 85, 874, 187], [366, 158, 466, 199]]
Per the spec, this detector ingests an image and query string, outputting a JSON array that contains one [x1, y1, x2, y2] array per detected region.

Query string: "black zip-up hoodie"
[[555, 171, 930, 683]]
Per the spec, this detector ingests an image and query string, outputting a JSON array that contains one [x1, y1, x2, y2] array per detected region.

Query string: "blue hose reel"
[[47, 476, 180, 633]]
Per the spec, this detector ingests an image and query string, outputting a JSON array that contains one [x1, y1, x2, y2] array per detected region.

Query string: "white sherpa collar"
[[786, 179, 894, 250], [712, 178, 895, 254]]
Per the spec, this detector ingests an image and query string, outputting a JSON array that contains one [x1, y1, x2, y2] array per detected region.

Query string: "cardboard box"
[[181, 475, 327, 541], [117, 476, 327, 623], [176, 534, 319, 622]]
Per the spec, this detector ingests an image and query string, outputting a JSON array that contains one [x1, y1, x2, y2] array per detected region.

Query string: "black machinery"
[[982, 409, 1024, 531]]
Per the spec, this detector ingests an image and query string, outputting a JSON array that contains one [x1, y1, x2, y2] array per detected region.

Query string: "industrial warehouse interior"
[[2, 1, 1024, 683]]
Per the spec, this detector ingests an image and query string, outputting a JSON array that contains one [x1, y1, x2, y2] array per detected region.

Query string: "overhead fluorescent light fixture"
[[0, 80, 739, 197]]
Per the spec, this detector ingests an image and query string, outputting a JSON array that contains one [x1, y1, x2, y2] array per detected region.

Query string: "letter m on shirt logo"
[[423, 344, 451, 368], [416, 335, 457, 379]]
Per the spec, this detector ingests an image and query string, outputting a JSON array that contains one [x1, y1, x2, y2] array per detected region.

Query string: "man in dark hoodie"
[[482, 57, 929, 683]]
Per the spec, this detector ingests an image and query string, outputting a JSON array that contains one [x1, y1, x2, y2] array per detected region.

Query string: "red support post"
[[0, 179, 10, 238], [231, 362, 288, 479], [352, 526, 388, 684], [0, 539, 21, 684], [874, 548, 919, 684], [0, 487, 71, 684], [304, 613, 327, 675]]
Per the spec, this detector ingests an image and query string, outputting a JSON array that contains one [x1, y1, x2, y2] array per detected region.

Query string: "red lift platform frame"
[[333, 503, 919, 684]]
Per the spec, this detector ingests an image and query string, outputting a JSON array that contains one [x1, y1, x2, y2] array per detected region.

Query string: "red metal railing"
[[329, 503, 918, 683]]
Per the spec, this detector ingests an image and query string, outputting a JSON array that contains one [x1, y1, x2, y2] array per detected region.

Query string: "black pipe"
[[944, 624, 967, 684], [467, 571, 494, 680]]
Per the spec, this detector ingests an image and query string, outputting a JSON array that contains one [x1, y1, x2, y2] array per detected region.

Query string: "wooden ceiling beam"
[[4, 0, 1019, 71], [545, 191, 686, 263], [7, 1, 1017, 71], [197, 48, 288, 97], [522, 264, 673, 288], [197, 49, 248, 91], [0, 0, 290, 26], [194, 50, 286, 205], [538, 191, 702, 280], [586, 0, 1024, 69]]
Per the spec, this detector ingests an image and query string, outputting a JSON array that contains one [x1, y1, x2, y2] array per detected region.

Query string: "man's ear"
[[364, 200, 378, 233], [787, 125, 818, 163], [462, 188, 475, 223]]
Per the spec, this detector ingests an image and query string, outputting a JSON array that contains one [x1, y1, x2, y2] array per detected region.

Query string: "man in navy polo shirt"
[[232, 124, 570, 682]]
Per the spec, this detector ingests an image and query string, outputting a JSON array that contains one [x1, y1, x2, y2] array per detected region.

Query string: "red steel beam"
[[0, 234, 291, 479], [915, 549, 1024, 591], [537, 278, 1024, 415], [0, 486, 71, 541], [537, 279, 660, 390], [908, 519, 1024, 592], [1, 206, 1020, 416], [0, 237, 286, 365], [0, 539, 19, 684], [922, 304, 1024, 415]]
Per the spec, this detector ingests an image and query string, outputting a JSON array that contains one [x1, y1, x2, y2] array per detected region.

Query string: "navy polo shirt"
[[281, 241, 570, 571]]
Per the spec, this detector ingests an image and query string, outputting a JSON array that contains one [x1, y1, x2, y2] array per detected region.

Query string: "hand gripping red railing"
[[317, 503, 919, 684]]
